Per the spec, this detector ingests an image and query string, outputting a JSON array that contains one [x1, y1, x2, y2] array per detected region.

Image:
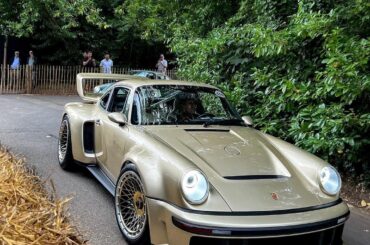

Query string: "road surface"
[[0, 94, 368, 245]]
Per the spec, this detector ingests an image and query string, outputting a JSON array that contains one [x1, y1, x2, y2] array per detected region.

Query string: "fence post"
[[26, 65, 31, 93], [0, 64, 3, 94]]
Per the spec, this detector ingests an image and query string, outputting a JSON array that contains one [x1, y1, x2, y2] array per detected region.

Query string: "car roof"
[[114, 79, 216, 90]]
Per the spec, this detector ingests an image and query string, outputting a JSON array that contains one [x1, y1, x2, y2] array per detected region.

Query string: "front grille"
[[190, 225, 344, 245]]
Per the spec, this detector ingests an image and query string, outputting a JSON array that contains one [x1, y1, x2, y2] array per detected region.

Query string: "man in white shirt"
[[156, 54, 168, 74], [100, 53, 113, 74]]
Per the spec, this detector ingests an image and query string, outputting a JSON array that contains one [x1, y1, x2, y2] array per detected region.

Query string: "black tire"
[[115, 164, 150, 245], [58, 115, 75, 171]]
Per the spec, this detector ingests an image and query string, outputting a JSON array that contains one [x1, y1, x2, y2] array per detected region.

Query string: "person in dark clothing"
[[82, 51, 96, 67]]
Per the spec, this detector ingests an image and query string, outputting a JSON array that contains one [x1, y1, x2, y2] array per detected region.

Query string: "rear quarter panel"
[[63, 102, 97, 164]]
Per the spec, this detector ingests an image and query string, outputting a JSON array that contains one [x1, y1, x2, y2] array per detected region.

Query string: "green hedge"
[[165, 0, 370, 183]]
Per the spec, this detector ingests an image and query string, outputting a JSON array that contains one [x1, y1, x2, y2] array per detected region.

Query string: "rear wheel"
[[115, 164, 150, 245], [58, 115, 75, 170]]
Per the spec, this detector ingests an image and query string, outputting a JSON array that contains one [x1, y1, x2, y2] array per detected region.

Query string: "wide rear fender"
[[63, 102, 96, 164]]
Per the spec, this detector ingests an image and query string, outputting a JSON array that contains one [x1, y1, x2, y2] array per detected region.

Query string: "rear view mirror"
[[108, 113, 127, 126], [242, 116, 253, 126]]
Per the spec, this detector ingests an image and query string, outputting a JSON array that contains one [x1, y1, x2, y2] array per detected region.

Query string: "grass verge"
[[0, 146, 85, 244]]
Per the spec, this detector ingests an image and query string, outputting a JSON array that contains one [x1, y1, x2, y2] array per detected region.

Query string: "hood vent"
[[224, 175, 289, 180], [184, 129, 230, 132]]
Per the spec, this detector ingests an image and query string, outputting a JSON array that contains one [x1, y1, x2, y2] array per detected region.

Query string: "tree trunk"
[[0, 35, 8, 94]]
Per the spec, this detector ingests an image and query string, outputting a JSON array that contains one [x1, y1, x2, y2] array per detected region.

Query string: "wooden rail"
[[0, 65, 177, 95]]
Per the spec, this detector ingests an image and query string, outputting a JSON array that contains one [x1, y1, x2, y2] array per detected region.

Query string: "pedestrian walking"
[[100, 53, 113, 74]]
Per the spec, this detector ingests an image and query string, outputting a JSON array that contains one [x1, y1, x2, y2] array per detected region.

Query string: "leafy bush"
[[148, 0, 370, 183]]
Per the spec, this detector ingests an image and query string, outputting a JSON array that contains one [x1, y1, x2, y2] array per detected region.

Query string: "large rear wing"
[[76, 73, 138, 102]]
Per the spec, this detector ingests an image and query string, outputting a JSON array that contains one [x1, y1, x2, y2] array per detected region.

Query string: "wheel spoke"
[[58, 120, 69, 162]]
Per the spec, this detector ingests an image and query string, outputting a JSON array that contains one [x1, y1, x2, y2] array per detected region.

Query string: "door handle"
[[95, 119, 101, 126]]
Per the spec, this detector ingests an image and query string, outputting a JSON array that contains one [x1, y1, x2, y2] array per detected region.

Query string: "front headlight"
[[181, 170, 209, 205], [319, 166, 341, 195]]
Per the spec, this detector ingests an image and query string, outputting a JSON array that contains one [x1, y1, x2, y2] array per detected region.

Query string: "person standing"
[[10, 51, 20, 90], [27, 50, 36, 66], [82, 51, 88, 64], [82, 51, 96, 67], [10, 51, 20, 69], [27, 50, 37, 89], [100, 53, 113, 74], [156, 54, 168, 74]]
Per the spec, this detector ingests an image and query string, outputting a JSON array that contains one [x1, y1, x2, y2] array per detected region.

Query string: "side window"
[[108, 87, 130, 113], [100, 91, 111, 110]]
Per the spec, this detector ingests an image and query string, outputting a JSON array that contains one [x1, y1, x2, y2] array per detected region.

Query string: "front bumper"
[[146, 197, 349, 245]]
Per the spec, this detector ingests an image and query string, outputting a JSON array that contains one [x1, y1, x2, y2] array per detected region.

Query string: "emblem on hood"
[[271, 192, 279, 200], [224, 145, 241, 155]]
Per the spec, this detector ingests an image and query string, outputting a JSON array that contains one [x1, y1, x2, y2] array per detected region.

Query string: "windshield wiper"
[[203, 119, 244, 128]]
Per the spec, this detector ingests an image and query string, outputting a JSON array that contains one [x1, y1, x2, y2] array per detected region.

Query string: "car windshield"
[[132, 85, 242, 125]]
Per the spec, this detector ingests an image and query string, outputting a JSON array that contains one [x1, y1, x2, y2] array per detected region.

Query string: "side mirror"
[[108, 112, 127, 126], [242, 116, 253, 126]]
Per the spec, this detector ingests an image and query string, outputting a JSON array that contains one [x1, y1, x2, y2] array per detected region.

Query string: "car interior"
[[108, 87, 129, 112]]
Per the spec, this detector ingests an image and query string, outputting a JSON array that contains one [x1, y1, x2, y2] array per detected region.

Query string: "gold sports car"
[[58, 73, 349, 245]]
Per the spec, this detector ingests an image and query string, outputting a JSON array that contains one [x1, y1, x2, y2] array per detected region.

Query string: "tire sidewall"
[[58, 115, 74, 170]]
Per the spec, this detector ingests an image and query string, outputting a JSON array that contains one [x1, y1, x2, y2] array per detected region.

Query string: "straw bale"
[[0, 146, 86, 245]]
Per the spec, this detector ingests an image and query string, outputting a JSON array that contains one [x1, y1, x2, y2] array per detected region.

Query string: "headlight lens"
[[319, 166, 341, 195], [181, 170, 209, 204]]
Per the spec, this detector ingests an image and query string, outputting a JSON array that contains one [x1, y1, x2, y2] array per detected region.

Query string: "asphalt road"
[[0, 94, 369, 245]]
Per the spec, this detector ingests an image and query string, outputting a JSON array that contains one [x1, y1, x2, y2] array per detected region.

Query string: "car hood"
[[145, 126, 326, 212]]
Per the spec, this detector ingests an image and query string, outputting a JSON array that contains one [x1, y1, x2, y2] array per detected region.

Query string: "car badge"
[[224, 145, 241, 155], [271, 192, 279, 200]]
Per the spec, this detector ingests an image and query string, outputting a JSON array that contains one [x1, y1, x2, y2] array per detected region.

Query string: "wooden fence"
[[0, 65, 177, 95]]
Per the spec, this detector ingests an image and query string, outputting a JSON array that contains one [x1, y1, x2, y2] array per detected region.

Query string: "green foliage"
[[122, 0, 370, 182], [1, 0, 107, 64], [0, 0, 104, 37]]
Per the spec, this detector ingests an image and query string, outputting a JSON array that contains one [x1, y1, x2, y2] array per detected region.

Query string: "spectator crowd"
[[7, 50, 168, 75]]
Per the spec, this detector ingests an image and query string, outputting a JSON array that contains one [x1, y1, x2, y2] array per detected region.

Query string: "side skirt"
[[86, 165, 116, 196]]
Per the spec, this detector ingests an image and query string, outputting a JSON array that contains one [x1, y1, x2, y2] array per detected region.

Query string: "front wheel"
[[115, 164, 150, 245], [58, 115, 75, 170]]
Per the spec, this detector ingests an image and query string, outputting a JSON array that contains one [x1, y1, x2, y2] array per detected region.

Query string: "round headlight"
[[181, 170, 209, 204], [319, 166, 341, 195]]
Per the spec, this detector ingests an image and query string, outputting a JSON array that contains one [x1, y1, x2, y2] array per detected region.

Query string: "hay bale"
[[0, 146, 86, 244]]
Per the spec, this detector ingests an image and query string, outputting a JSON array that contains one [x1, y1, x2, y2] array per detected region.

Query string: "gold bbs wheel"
[[115, 166, 149, 243]]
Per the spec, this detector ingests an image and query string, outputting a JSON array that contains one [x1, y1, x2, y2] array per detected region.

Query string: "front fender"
[[260, 132, 340, 203], [120, 128, 231, 213]]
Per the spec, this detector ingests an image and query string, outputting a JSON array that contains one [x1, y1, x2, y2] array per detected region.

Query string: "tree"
[[0, 0, 105, 64], [118, 0, 370, 184]]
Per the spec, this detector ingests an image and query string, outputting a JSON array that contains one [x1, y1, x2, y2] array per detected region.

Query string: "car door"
[[94, 86, 131, 181]]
